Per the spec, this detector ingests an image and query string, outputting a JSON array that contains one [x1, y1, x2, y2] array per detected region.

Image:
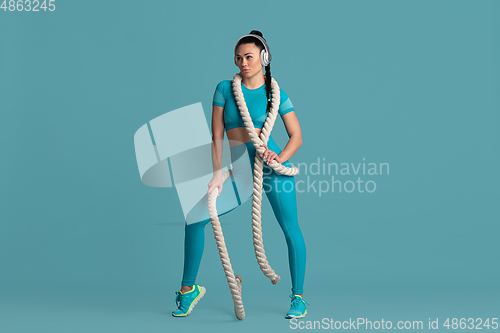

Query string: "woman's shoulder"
[[272, 77, 290, 99], [214, 79, 233, 97], [274, 81, 294, 115], [216, 79, 232, 88], [278, 87, 291, 102]]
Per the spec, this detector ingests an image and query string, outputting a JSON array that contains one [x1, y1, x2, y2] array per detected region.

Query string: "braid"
[[265, 64, 272, 111]]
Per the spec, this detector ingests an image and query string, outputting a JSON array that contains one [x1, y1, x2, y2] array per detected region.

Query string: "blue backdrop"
[[1, 0, 498, 332]]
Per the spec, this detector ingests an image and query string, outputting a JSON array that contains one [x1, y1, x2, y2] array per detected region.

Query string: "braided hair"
[[235, 30, 273, 112]]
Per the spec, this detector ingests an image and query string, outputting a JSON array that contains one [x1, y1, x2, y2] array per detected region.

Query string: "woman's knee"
[[185, 220, 208, 239]]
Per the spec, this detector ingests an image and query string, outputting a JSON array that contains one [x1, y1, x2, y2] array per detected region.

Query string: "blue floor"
[[2, 284, 498, 333]]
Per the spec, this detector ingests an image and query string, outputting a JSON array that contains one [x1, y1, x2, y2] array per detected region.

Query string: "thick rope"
[[207, 170, 245, 320], [206, 72, 299, 320], [231, 72, 299, 283]]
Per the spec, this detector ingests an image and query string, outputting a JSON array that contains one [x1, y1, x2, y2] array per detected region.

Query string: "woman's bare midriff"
[[226, 126, 262, 147]]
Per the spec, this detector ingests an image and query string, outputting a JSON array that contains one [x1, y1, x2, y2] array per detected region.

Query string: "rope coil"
[[207, 72, 299, 320]]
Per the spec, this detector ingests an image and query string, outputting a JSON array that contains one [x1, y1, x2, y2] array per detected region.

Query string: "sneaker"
[[285, 294, 309, 319], [172, 284, 206, 317]]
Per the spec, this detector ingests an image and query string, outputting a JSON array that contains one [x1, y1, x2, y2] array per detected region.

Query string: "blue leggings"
[[181, 135, 306, 295]]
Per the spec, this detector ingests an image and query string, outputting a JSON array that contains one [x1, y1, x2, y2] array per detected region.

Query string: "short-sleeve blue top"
[[212, 80, 295, 130]]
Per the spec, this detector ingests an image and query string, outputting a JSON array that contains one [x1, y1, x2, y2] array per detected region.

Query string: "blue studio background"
[[1, 0, 499, 332]]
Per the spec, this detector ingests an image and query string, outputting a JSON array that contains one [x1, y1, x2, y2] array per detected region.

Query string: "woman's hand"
[[261, 143, 283, 164], [207, 171, 224, 196]]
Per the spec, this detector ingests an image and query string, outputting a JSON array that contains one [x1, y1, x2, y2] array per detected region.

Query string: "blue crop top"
[[212, 80, 295, 131]]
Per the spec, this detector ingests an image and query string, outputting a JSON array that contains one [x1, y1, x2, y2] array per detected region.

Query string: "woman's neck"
[[241, 72, 265, 90]]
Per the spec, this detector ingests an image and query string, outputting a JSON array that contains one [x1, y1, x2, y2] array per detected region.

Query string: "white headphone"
[[234, 34, 272, 67]]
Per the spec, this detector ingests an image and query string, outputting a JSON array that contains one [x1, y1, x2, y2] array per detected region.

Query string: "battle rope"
[[207, 72, 299, 320]]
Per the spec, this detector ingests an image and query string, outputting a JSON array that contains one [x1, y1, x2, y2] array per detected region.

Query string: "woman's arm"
[[211, 105, 225, 174], [277, 111, 302, 163]]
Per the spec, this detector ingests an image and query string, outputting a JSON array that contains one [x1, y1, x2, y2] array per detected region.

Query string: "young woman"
[[172, 30, 308, 319]]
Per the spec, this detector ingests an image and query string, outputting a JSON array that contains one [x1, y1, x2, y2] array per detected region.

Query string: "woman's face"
[[235, 43, 263, 78]]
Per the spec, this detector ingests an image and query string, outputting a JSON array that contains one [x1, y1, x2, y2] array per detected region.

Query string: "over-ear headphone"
[[234, 34, 272, 67]]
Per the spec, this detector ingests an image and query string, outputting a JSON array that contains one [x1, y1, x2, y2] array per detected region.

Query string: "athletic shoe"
[[171, 284, 206, 317], [285, 294, 309, 319]]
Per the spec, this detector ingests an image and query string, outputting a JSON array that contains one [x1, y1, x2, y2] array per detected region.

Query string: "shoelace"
[[289, 294, 310, 308], [175, 290, 183, 308]]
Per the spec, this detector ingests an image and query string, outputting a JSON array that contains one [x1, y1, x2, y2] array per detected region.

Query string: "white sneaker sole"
[[172, 286, 206, 317], [286, 309, 307, 319]]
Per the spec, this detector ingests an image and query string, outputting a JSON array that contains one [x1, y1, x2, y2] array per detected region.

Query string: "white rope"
[[207, 170, 245, 320], [207, 72, 299, 320]]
